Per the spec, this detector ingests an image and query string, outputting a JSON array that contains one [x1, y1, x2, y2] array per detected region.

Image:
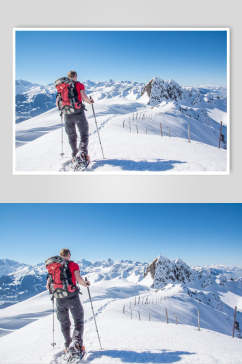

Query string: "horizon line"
[[2, 256, 241, 269], [15, 78, 227, 89]]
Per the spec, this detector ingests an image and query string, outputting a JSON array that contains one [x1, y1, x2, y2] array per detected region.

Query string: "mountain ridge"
[[0, 256, 241, 311], [15, 78, 227, 124]]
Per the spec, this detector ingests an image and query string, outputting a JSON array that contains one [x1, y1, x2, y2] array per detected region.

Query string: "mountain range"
[[0, 258, 147, 308], [15, 78, 227, 125], [1, 256, 241, 319]]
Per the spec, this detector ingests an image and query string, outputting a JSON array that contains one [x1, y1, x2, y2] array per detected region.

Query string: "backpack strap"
[[70, 81, 83, 110], [63, 260, 77, 290]]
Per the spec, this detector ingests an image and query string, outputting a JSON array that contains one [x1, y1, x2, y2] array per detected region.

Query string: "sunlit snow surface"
[[15, 80, 228, 173], [0, 256, 241, 363], [0, 276, 241, 364]]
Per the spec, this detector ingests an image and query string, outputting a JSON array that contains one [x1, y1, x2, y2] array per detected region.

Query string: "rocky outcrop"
[[145, 256, 193, 288], [142, 77, 183, 106], [141, 79, 153, 98], [153, 256, 193, 288], [144, 258, 158, 279]]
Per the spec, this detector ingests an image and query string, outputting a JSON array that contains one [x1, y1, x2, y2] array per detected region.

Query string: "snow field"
[[0, 279, 241, 364], [15, 104, 227, 173], [15, 89, 227, 173]]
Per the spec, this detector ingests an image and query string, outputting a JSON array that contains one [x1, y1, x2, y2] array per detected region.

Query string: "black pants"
[[56, 294, 84, 348], [64, 110, 89, 157]]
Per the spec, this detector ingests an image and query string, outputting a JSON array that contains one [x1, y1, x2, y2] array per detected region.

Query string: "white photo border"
[[12, 27, 230, 176]]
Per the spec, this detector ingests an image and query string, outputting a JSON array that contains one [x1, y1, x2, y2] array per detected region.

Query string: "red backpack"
[[55, 77, 83, 114], [45, 256, 78, 298]]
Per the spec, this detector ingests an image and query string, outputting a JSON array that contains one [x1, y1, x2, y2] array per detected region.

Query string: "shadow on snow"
[[90, 159, 186, 172], [87, 349, 195, 363], [0, 309, 52, 336], [93, 102, 146, 116], [89, 285, 148, 301], [16, 124, 62, 147]]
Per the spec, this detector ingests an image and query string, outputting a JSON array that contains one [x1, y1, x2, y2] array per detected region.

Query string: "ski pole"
[[51, 295, 56, 348], [85, 277, 103, 350], [90, 98, 105, 159], [60, 112, 64, 157]]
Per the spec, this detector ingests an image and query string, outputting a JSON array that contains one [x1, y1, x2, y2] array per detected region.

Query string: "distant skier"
[[46, 249, 90, 360], [55, 71, 94, 168]]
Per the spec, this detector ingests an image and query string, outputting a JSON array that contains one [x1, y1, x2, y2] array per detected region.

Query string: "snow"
[[1, 256, 241, 323], [15, 79, 228, 174], [0, 277, 241, 364], [15, 106, 227, 174], [207, 108, 228, 126], [0, 259, 148, 309], [153, 256, 192, 288], [0, 259, 26, 278], [220, 291, 242, 311], [15, 80, 41, 95], [0, 256, 242, 363]]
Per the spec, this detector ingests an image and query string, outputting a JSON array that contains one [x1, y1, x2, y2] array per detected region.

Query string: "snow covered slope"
[[16, 80, 56, 123], [15, 78, 228, 173], [16, 80, 41, 95], [1, 256, 241, 339], [15, 79, 144, 123], [0, 264, 47, 309], [0, 275, 241, 364], [0, 259, 27, 278]]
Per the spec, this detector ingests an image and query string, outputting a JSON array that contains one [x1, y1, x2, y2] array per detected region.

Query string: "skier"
[[46, 248, 90, 360], [55, 70, 94, 168]]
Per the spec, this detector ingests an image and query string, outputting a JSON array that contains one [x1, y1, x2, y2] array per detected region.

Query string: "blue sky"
[[0, 204, 241, 266], [15, 30, 227, 86]]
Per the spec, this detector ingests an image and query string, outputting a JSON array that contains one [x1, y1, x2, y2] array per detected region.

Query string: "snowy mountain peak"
[[141, 76, 227, 109], [0, 259, 27, 277], [151, 255, 193, 288], [0, 258, 147, 308], [145, 255, 242, 290], [15, 80, 41, 95], [142, 77, 183, 105]]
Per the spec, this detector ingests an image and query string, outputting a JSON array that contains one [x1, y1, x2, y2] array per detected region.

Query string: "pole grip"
[[85, 277, 91, 294]]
